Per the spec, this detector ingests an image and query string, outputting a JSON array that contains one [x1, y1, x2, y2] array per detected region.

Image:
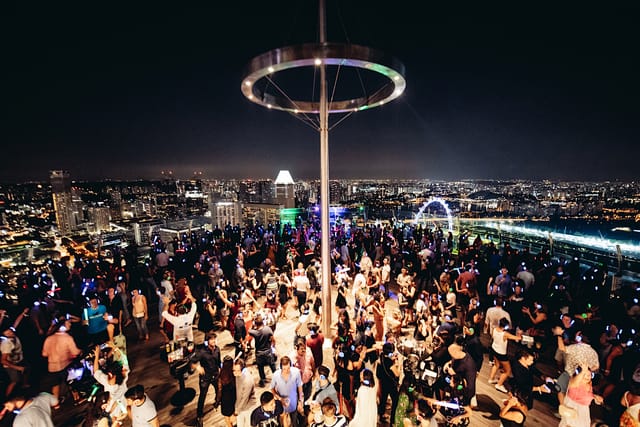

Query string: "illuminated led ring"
[[241, 43, 406, 114]]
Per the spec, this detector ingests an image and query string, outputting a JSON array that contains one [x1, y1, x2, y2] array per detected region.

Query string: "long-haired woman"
[[349, 368, 378, 427], [216, 356, 237, 427]]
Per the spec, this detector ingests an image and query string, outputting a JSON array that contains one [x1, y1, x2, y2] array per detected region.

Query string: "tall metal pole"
[[319, 0, 332, 338]]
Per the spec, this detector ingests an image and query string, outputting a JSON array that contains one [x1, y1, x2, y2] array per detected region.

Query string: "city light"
[[486, 222, 640, 255]]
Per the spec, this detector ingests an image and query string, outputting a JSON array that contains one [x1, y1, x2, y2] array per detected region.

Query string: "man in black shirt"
[[376, 342, 401, 421], [104, 286, 123, 342], [191, 332, 221, 426], [509, 348, 550, 409], [446, 336, 478, 408], [251, 390, 283, 427], [250, 314, 276, 387]]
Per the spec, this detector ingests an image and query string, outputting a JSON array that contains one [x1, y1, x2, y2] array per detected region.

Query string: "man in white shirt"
[[292, 269, 311, 314], [162, 293, 197, 342], [125, 385, 159, 427], [484, 297, 511, 335]]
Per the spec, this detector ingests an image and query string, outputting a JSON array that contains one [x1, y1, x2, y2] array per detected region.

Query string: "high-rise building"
[[329, 180, 344, 204], [209, 192, 241, 229], [88, 206, 111, 233], [274, 170, 295, 208], [50, 170, 75, 235]]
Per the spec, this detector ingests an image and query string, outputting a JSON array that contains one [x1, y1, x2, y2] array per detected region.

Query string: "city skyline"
[[3, 2, 639, 183]]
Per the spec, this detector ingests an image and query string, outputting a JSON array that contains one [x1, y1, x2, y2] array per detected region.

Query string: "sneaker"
[[470, 396, 478, 409], [495, 384, 508, 393], [488, 378, 498, 384]]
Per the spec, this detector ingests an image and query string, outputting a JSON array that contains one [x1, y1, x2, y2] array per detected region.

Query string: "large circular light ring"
[[241, 43, 406, 114]]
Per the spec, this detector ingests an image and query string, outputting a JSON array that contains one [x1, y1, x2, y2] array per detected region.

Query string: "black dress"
[[335, 285, 347, 309], [219, 378, 237, 417]]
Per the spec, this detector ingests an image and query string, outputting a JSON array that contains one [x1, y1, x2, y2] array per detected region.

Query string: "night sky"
[[2, 1, 639, 183]]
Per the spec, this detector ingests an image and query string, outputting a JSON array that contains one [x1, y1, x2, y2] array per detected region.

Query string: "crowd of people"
[[0, 219, 639, 426]]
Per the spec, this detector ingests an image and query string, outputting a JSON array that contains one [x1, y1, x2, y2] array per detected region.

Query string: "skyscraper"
[[274, 170, 295, 208], [50, 170, 75, 236]]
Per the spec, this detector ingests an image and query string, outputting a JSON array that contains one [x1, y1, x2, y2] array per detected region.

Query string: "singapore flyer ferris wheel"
[[413, 197, 454, 233]]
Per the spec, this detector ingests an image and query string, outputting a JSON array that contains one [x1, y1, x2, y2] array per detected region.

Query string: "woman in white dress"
[[349, 368, 378, 427]]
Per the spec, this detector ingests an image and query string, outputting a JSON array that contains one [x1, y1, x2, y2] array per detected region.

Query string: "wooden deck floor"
[[53, 288, 577, 427]]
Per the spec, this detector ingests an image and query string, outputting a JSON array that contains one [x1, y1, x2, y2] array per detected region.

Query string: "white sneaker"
[[488, 378, 498, 384], [495, 384, 508, 393]]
